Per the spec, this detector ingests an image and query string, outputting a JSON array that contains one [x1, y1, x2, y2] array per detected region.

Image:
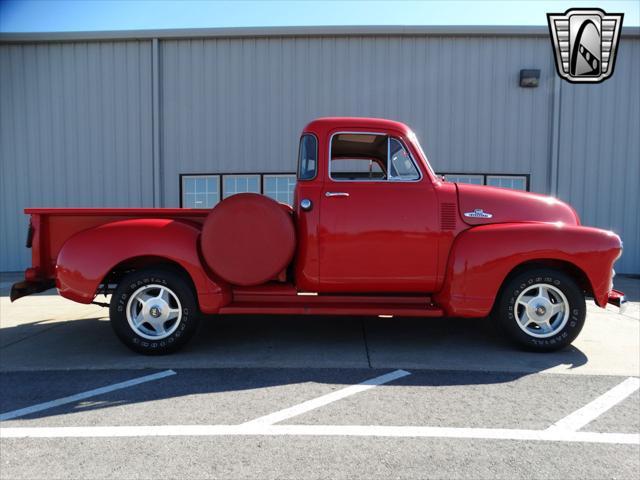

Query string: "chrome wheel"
[[515, 283, 569, 338], [126, 284, 182, 341]]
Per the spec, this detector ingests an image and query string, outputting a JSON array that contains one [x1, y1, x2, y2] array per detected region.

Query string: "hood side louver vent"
[[440, 203, 457, 230]]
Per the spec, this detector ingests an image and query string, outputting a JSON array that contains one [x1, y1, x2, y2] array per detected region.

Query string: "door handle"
[[325, 192, 350, 197]]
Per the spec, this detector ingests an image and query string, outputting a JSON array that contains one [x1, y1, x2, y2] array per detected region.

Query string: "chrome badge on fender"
[[464, 209, 493, 219]]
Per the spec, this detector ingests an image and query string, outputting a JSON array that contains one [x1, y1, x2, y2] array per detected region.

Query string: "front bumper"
[[607, 289, 628, 314]]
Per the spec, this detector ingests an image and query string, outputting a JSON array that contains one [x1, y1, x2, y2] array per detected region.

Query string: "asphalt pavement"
[[0, 274, 638, 479]]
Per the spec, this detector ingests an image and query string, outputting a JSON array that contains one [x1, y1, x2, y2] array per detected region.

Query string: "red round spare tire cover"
[[200, 193, 296, 286]]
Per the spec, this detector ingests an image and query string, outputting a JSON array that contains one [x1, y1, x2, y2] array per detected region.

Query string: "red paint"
[[456, 183, 580, 226], [201, 193, 296, 286], [432, 223, 621, 316], [318, 180, 441, 292], [12, 117, 624, 321], [54, 217, 229, 313]]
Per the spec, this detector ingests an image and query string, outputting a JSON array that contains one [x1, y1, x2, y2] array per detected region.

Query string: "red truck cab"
[[11, 117, 626, 354]]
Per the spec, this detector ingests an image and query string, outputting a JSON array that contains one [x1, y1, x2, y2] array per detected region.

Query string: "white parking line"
[[547, 377, 640, 432], [0, 370, 176, 421], [243, 369, 411, 426], [1, 370, 637, 445], [1, 424, 638, 445]]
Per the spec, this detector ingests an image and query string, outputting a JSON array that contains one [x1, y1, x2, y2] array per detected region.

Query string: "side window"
[[388, 138, 420, 181], [264, 174, 297, 205], [440, 173, 529, 191], [222, 174, 260, 199], [444, 174, 484, 185], [486, 175, 527, 191], [329, 133, 420, 182], [182, 175, 221, 208], [297, 134, 318, 181], [331, 158, 386, 180], [330, 133, 387, 181]]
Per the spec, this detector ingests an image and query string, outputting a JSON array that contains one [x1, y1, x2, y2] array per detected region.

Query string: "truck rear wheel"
[[495, 268, 586, 352], [109, 268, 199, 355]]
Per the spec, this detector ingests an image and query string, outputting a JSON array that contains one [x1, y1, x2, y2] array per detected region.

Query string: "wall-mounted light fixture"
[[520, 69, 540, 88]]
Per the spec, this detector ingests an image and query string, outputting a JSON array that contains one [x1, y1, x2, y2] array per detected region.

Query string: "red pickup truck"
[[11, 117, 626, 354]]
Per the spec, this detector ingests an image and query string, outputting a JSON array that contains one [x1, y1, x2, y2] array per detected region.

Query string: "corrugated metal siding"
[[0, 41, 153, 271], [160, 35, 556, 203], [0, 34, 638, 273], [557, 38, 640, 274]]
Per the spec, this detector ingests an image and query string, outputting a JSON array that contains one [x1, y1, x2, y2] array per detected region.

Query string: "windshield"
[[408, 131, 436, 178]]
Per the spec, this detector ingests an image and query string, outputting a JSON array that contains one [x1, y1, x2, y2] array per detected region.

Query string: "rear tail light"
[[25, 267, 40, 281], [26, 221, 34, 248]]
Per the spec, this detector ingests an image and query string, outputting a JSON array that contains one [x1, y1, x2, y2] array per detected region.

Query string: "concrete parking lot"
[[0, 274, 638, 479]]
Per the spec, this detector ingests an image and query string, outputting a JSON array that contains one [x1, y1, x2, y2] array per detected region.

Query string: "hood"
[[456, 183, 580, 226]]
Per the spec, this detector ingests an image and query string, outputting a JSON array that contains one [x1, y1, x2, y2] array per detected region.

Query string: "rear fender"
[[56, 218, 230, 313], [433, 223, 622, 317]]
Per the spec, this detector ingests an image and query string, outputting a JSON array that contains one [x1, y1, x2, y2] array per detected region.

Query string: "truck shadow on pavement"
[[0, 314, 589, 372], [0, 314, 593, 420]]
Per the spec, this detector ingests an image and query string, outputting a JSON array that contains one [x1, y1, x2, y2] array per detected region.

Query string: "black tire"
[[109, 267, 199, 355], [495, 268, 586, 352]]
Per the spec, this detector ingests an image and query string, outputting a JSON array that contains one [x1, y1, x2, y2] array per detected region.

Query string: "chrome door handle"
[[325, 192, 350, 197]]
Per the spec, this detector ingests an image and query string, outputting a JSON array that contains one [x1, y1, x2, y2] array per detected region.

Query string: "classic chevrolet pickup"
[[11, 117, 626, 354]]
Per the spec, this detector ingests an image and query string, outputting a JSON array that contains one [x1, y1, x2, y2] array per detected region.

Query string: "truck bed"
[[15, 208, 210, 298]]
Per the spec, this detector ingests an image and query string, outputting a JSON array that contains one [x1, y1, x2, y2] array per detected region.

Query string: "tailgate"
[[10, 212, 54, 301]]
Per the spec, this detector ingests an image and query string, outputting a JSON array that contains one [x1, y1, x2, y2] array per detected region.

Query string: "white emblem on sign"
[[464, 209, 493, 219]]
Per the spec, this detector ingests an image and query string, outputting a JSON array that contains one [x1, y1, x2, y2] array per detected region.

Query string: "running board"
[[219, 301, 444, 317]]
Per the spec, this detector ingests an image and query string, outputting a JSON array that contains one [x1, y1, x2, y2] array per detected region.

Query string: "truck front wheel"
[[109, 268, 199, 355], [495, 268, 586, 352]]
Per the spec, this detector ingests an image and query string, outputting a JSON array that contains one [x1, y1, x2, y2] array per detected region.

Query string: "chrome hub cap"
[[126, 284, 182, 341], [515, 283, 569, 338]]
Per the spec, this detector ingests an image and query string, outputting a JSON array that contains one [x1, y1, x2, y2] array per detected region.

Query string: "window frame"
[[387, 137, 422, 182], [442, 174, 484, 185], [180, 174, 221, 209], [297, 133, 319, 182], [485, 175, 528, 191], [222, 174, 261, 200], [328, 131, 423, 183], [179, 172, 297, 208], [439, 172, 530, 191], [263, 173, 297, 205]]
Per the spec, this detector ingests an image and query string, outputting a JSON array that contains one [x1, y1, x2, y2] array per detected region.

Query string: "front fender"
[[433, 223, 622, 317], [56, 218, 230, 313]]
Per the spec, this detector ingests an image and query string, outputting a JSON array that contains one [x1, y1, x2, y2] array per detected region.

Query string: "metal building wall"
[[160, 35, 556, 203], [158, 33, 638, 272], [0, 31, 638, 273], [556, 38, 640, 274], [0, 40, 154, 271]]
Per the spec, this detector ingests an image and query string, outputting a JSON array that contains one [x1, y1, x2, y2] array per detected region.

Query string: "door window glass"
[[389, 138, 420, 180], [329, 133, 420, 182]]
